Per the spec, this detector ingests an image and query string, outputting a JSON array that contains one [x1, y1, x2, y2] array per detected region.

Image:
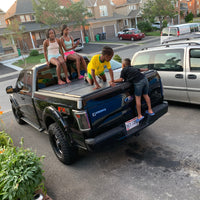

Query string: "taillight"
[[177, 31, 180, 36], [73, 110, 91, 131]]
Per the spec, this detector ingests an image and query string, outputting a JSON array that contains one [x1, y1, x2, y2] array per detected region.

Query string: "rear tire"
[[12, 105, 25, 125], [119, 36, 123, 40], [48, 122, 78, 165]]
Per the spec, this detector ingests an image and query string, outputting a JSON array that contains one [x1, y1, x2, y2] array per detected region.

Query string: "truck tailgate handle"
[[175, 74, 183, 79], [188, 74, 197, 79]]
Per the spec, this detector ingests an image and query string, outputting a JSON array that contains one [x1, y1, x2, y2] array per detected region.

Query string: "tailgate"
[[83, 84, 136, 132]]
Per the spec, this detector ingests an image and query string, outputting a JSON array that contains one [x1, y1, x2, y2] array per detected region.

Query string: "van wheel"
[[12, 106, 25, 125], [131, 37, 135, 41], [119, 37, 123, 40], [48, 122, 78, 165]]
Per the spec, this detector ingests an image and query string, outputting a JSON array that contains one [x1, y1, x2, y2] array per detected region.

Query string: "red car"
[[118, 30, 145, 41]]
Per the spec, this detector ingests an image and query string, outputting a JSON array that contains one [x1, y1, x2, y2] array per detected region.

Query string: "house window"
[[20, 15, 25, 22], [26, 15, 31, 22], [31, 15, 35, 21], [88, 8, 92, 14], [99, 5, 108, 16], [35, 33, 40, 40], [129, 5, 136, 10], [124, 19, 128, 26]]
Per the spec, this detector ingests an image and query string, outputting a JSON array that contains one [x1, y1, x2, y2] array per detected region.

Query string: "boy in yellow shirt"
[[86, 46, 115, 90]]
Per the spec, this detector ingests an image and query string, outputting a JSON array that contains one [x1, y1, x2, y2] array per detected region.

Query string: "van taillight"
[[177, 31, 180, 36]]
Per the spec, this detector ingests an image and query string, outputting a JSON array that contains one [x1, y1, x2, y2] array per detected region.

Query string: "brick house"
[[113, 0, 143, 31], [76, 0, 120, 40], [4, 0, 51, 52], [0, 9, 18, 61]]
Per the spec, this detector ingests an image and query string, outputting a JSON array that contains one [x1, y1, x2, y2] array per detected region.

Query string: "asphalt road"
[[1, 37, 200, 200], [1, 102, 200, 200]]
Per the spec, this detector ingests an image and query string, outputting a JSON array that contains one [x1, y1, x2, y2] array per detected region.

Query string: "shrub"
[[0, 131, 13, 147], [185, 12, 194, 23], [163, 20, 168, 28], [113, 54, 122, 63], [0, 138, 45, 200], [30, 50, 39, 56], [137, 21, 152, 32]]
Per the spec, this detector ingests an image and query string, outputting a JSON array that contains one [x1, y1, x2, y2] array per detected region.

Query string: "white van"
[[161, 23, 200, 44]]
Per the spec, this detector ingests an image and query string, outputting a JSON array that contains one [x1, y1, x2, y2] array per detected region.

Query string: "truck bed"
[[38, 71, 121, 97]]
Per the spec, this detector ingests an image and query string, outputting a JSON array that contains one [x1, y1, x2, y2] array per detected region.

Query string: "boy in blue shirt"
[[110, 58, 154, 122]]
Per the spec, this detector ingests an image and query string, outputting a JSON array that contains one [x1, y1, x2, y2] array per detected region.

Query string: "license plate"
[[125, 117, 139, 131], [140, 34, 142, 36]]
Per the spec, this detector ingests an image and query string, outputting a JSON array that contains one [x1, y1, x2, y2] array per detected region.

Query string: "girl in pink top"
[[60, 25, 87, 80], [43, 28, 71, 85]]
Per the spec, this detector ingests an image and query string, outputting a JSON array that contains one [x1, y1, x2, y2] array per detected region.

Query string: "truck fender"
[[42, 106, 69, 134], [9, 95, 19, 109]]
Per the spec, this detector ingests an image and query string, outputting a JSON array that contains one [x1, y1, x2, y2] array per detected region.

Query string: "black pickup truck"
[[6, 59, 168, 164]]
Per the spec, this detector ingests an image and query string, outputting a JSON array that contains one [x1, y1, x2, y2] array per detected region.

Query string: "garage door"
[[105, 25, 115, 38], [70, 31, 81, 39], [93, 27, 103, 36]]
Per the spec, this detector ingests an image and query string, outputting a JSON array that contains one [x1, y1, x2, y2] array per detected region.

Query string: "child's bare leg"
[[99, 74, 106, 82], [87, 77, 94, 85], [135, 96, 143, 119], [79, 55, 87, 71], [50, 58, 65, 85], [58, 57, 71, 83], [143, 94, 153, 114]]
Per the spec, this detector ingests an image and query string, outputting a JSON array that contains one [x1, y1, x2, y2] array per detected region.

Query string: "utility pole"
[[178, 0, 180, 24]]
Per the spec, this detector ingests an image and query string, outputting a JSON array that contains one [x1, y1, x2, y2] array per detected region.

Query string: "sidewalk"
[[0, 54, 29, 71]]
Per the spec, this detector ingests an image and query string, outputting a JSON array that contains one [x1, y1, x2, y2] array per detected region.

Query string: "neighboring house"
[[113, 0, 142, 31], [0, 9, 18, 61], [4, 0, 87, 50], [186, 0, 200, 16], [4, 0, 50, 52], [75, 0, 120, 40]]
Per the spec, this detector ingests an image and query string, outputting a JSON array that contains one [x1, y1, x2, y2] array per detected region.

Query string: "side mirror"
[[6, 86, 14, 94]]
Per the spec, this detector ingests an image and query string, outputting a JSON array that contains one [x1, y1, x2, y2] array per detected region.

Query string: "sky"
[[1, 0, 16, 12]]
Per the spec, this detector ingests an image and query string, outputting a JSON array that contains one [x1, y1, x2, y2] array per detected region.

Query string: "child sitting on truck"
[[86, 46, 115, 90], [110, 58, 155, 123]]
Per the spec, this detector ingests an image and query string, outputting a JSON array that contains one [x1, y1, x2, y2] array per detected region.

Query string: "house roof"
[[0, 9, 5, 13], [128, 9, 140, 17], [5, 0, 35, 20], [20, 22, 50, 32], [127, 0, 140, 4], [88, 12, 129, 23]]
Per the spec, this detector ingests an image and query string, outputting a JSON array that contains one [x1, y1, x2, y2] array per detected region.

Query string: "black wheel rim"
[[51, 133, 63, 158]]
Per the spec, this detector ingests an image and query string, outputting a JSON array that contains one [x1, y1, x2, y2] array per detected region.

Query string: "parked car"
[[6, 58, 168, 165], [131, 42, 200, 104], [152, 22, 161, 29], [117, 28, 136, 36], [118, 30, 145, 41], [74, 38, 84, 51]]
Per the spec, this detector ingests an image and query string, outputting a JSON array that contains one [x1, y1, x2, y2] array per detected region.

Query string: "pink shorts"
[[64, 51, 75, 60]]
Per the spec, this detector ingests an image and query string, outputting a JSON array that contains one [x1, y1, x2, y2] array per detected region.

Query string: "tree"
[[141, 0, 177, 31], [32, 0, 92, 35], [4, 19, 28, 62], [185, 12, 194, 23]]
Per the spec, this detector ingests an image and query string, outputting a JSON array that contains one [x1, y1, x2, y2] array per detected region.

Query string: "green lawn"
[[13, 54, 45, 68], [145, 31, 161, 36]]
